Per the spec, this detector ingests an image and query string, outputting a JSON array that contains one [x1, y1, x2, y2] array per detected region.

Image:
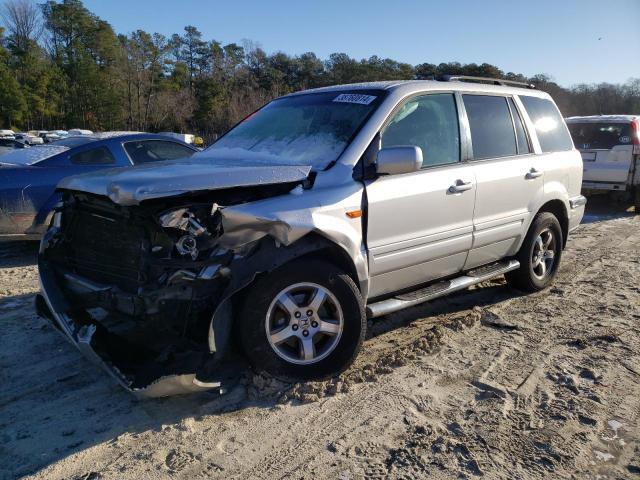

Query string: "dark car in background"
[[0, 132, 197, 239], [0, 138, 29, 156]]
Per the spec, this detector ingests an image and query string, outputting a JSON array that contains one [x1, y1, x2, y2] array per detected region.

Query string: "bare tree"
[[0, 0, 42, 53]]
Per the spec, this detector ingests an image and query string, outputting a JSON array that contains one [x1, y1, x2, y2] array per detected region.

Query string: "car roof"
[[0, 133, 195, 166], [565, 115, 637, 123], [58, 132, 195, 146], [286, 79, 551, 99]]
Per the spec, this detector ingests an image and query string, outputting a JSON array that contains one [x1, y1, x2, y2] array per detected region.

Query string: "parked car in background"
[[36, 78, 585, 396], [14, 133, 44, 145], [566, 115, 640, 211], [0, 138, 29, 156], [0, 129, 16, 139], [68, 128, 93, 136], [0, 132, 197, 239], [50, 130, 69, 139], [38, 131, 62, 143]]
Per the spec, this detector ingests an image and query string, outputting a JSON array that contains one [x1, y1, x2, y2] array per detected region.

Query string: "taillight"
[[632, 119, 640, 154]]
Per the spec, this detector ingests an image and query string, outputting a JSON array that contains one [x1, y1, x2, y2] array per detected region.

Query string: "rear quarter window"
[[519, 96, 573, 153], [70, 146, 116, 165]]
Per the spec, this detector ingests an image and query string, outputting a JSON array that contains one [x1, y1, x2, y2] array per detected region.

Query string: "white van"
[[566, 115, 640, 210]]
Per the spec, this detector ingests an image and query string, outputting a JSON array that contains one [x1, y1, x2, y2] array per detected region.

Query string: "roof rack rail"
[[440, 75, 535, 89]]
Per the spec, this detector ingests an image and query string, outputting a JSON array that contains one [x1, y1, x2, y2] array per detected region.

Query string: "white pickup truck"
[[566, 115, 640, 211]]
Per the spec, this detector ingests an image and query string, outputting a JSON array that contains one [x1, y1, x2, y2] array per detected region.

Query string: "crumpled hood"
[[57, 156, 312, 206]]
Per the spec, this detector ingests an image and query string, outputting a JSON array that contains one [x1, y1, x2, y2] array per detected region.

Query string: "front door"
[[365, 93, 476, 298]]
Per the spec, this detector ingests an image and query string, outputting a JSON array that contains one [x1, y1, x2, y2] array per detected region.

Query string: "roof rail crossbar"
[[441, 75, 535, 89]]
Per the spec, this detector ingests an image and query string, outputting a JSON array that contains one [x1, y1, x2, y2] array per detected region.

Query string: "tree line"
[[1, 0, 639, 140]]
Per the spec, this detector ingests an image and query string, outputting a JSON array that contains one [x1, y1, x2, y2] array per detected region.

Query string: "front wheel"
[[506, 212, 563, 292], [239, 259, 366, 380]]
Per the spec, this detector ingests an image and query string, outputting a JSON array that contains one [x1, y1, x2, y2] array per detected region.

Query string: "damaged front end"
[[37, 175, 315, 398]]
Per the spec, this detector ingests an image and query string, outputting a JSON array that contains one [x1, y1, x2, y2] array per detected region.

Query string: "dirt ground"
[[1, 197, 639, 480]]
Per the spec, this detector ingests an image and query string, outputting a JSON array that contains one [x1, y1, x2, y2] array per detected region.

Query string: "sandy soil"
[[1, 198, 639, 480]]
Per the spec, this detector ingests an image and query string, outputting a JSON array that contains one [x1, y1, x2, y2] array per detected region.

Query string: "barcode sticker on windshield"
[[333, 93, 377, 105]]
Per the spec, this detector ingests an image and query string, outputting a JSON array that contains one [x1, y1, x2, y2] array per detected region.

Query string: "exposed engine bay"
[[37, 179, 330, 397]]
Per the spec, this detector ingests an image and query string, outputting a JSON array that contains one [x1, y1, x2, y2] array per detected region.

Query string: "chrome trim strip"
[[366, 259, 520, 318]]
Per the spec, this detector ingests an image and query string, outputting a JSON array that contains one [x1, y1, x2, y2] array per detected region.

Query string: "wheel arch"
[[537, 199, 569, 248], [206, 233, 363, 355]]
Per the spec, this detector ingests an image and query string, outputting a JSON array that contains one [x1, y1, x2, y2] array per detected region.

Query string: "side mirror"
[[376, 146, 423, 175]]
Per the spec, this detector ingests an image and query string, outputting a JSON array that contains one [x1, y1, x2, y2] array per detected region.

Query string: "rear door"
[[567, 121, 633, 184], [365, 92, 476, 297], [461, 93, 543, 269]]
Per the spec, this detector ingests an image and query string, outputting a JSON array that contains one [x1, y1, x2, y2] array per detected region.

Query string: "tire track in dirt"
[[3, 211, 639, 480], [212, 217, 640, 479]]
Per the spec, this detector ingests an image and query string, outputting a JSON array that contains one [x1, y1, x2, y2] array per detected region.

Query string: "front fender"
[[218, 182, 368, 294], [205, 234, 363, 359]]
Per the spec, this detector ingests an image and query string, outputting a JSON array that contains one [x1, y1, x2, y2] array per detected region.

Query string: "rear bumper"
[[582, 181, 627, 192], [0, 233, 41, 242], [0, 208, 49, 238]]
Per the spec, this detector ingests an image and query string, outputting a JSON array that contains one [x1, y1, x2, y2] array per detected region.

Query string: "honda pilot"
[[37, 77, 586, 397]]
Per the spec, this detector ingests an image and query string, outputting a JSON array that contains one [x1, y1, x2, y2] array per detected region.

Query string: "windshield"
[[206, 90, 384, 170], [568, 122, 632, 150]]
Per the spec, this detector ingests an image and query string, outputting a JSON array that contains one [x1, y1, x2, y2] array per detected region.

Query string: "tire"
[[506, 212, 563, 292], [634, 187, 640, 214], [239, 258, 366, 380]]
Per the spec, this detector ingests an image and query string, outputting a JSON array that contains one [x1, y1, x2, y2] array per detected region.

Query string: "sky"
[[83, 0, 640, 87]]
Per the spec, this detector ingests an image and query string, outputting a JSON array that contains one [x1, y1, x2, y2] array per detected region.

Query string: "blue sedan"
[[0, 133, 197, 239]]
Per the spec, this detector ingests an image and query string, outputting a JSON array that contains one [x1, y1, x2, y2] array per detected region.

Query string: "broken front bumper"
[[36, 226, 228, 398]]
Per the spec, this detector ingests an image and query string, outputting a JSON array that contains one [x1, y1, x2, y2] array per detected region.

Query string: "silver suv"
[[37, 77, 586, 396]]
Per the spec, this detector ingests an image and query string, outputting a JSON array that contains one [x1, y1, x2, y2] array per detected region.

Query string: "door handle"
[[448, 179, 473, 193], [525, 168, 543, 179]]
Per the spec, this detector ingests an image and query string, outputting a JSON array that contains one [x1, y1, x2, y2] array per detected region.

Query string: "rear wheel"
[[239, 259, 366, 380], [506, 212, 563, 292]]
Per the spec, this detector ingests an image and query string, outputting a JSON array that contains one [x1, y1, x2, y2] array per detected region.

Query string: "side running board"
[[366, 259, 520, 318]]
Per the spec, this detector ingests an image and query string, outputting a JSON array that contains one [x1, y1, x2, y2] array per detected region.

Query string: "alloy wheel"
[[531, 228, 556, 280], [265, 282, 344, 365]]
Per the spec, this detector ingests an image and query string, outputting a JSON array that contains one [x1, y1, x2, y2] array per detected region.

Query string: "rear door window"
[[463, 95, 517, 159], [519, 96, 573, 153], [70, 146, 116, 165], [567, 123, 632, 150], [125, 140, 195, 164], [507, 98, 531, 154], [381, 93, 460, 168]]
